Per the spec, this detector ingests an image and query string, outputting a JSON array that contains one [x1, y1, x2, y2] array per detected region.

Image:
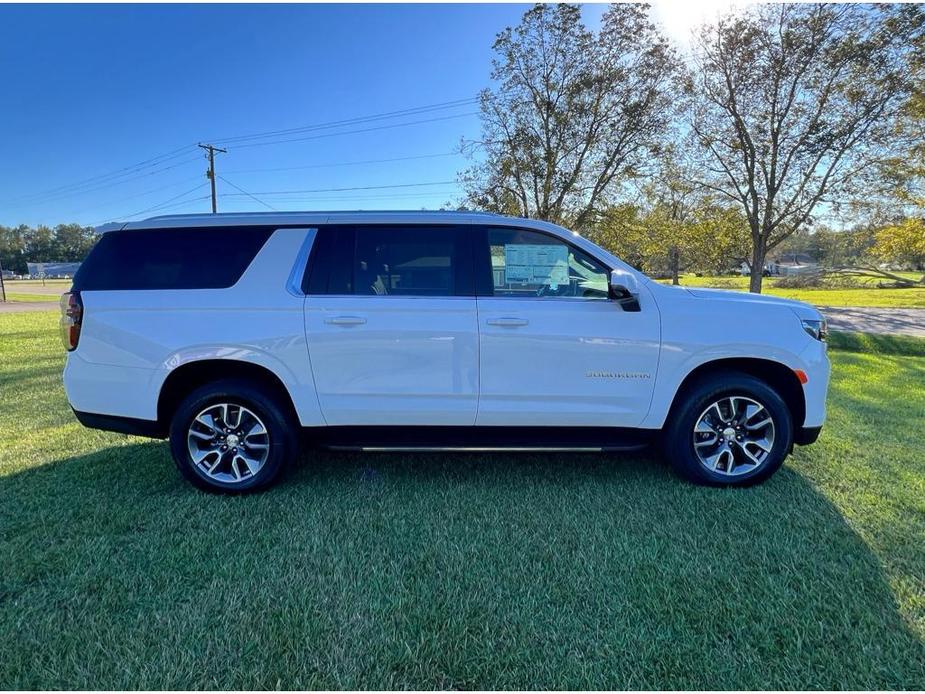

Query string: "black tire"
[[168, 378, 298, 494], [663, 371, 793, 487]]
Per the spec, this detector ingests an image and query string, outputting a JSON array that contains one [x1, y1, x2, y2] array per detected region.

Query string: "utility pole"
[[198, 143, 227, 213], [0, 258, 6, 302]]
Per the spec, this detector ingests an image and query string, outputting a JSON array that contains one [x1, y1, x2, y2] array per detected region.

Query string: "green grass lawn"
[[1, 312, 923, 688], [2, 291, 61, 302], [2, 279, 69, 303], [3, 279, 72, 288], [666, 274, 925, 308]]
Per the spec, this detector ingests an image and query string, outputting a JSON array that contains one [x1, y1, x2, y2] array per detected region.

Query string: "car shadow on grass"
[[1, 440, 923, 689]]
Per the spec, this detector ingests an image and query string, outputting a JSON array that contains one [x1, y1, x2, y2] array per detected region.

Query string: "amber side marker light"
[[794, 369, 809, 385], [60, 291, 83, 351]]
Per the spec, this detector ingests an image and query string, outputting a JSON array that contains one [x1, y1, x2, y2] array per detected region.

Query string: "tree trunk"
[[749, 242, 766, 293], [669, 245, 680, 285]]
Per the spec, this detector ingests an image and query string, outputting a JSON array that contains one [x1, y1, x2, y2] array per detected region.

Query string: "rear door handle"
[[324, 316, 367, 326], [486, 317, 529, 327]]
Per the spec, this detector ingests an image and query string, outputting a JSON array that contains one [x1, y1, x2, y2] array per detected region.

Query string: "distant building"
[[768, 254, 818, 276], [26, 261, 81, 279]]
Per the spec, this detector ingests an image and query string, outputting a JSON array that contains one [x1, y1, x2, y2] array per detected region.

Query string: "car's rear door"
[[304, 225, 479, 425], [475, 226, 660, 427]]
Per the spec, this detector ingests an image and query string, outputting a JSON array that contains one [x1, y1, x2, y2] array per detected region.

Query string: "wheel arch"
[[666, 357, 806, 430], [156, 359, 299, 434]]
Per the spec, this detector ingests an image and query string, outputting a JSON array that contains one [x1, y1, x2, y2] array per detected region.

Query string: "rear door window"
[[73, 226, 273, 291], [304, 225, 473, 297]]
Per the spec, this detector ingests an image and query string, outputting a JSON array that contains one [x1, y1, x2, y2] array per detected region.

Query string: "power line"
[[217, 175, 276, 211], [60, 174, 205, 217], [5, 144, 198, 205], [219, 181, 457, 196], [209, 97, 478, 146], [8, 98, 480, 217], [66, 152, 457, 216], [220, 190, 459, 203], [94, 183, 210, 225], [114, 195, 213, 220], [223, 151, 462, 175], [121, 185, 209, 219], [229, 112, 478, 150], [98, 185, 457, 223], [5, 154, 203, 210]]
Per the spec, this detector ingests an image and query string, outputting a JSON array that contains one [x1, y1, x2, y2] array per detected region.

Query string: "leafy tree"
[[590, 203, 652, 272], [463, 3, 678, 230], [0, 224, 98, 274], [0, 226, 26, 275], [872, 218, 925, 271], [52, 223, 99, 261], [592, 198, 749, 279], [687, 3, 924, 293], [880, 20, 925, 213], [24, 225, 56, 264], [639, 149, 698, 284], [683, 204, 751, 276]]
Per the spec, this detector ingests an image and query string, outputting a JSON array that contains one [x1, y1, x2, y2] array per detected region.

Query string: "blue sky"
[[0, 3, 615, 227]]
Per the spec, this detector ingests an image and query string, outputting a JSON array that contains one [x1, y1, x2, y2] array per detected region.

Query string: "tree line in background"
[[462, 3, 925, 292], [0, 224, 97, 274]]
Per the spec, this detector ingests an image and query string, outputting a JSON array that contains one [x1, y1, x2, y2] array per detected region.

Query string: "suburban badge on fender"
[[585, 370, 651, 379]]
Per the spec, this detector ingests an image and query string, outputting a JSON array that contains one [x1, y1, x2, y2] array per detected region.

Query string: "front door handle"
[[486, 317, 529, 327], [324, 316, 367, 326]]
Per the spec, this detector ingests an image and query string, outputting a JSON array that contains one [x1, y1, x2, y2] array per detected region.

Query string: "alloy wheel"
[[186, 403, 270, 484], [692, 395, 776, 476]]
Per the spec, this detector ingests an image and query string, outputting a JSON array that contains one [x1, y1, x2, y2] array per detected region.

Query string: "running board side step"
[[306, 426, 656, 453], [327, 445, 641, 453]]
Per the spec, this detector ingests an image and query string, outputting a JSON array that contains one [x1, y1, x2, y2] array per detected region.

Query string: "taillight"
[[60, 291, 83, 351]]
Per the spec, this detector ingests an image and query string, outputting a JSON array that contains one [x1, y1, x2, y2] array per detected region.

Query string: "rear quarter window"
[[72, 226, 273, 291]]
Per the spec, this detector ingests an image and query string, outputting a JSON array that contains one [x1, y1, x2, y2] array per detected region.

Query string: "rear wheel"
[[664, 372, 793, 486], [168, 379, 298, 493]]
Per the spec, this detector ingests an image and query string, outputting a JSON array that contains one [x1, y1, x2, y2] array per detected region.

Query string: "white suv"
[[61, 211, 829, 493]]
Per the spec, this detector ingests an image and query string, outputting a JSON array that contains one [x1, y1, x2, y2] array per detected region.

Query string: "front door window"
[[487, 228, 609, 300]]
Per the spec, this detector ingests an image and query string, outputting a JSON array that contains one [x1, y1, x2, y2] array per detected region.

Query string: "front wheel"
[[663, 372, 794, 486], [169, 379, 298, 493]]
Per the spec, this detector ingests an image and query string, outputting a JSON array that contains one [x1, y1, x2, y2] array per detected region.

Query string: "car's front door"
[[304, 225, 478, 426], [475, 227, 660, 427]]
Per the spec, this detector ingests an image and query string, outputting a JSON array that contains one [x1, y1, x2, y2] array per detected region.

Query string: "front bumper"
[[799, 338, 831, 429]]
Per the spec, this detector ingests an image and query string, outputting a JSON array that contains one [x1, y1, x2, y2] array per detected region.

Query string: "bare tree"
[[687, 3, 923, 292], [462, 3, 678, 230]]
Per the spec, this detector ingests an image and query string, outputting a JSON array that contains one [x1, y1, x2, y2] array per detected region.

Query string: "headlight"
[[802, 318, 828, 342]]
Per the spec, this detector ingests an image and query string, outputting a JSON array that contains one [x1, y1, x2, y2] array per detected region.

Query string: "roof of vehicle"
[[98, 210, 580, 236]]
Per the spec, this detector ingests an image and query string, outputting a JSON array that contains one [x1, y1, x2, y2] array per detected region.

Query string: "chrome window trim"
[[477, 295, 610, 303], [305, 294, 608, 304], [306, 294, 476, 301]]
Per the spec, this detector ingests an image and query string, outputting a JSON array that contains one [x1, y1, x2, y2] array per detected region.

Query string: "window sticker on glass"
[[504, 244, 569, 286]]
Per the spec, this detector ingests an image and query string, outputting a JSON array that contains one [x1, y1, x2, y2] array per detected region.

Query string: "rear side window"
[[72, 226, 273, 291], [304, 225, 473, 297]]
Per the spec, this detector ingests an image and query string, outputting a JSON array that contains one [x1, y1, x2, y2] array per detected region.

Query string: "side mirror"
[[609, 269, 641, 311]]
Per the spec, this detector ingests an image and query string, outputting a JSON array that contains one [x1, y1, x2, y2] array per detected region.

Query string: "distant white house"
[[768, 254, 819, 276], [738, 254, 819, 277]]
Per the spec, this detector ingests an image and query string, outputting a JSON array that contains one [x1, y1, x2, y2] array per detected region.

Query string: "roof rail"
[[140, 209, 501, 223], [94, 222, 126, 234]]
